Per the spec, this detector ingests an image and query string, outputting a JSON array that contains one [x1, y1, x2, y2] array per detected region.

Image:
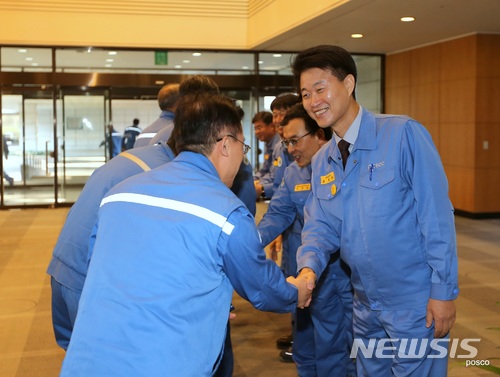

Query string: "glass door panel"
[[2, 92, 56, 206], [58, 93, 107, 203]]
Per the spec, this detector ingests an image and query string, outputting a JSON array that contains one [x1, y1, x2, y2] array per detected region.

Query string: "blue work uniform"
[[121, 125, 142, 151], [254, 133, 281, 198], [59, 151, 298, 377], [109, 129, 122, 158], [297, 108, 459, 376], [271, 143, 294, 194], [149, 122, 174, 145], [46, 142, 175, 349], [134, 110, 174, 148], [258, 162, 354, 376]]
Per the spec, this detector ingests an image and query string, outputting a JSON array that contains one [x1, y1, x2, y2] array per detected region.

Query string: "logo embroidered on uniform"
[[294, 183, 311, 192], [331, 184, 337, 195], [277, 156, 282, 167], [320, 172, 335, 184]]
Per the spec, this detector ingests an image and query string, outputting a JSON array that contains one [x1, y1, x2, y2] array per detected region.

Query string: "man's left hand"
[[426, 298, 456, 338]]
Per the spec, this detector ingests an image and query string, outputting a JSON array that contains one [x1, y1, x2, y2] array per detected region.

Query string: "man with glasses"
[[59, 93, 312, 377], [258, 103, 355, 376]]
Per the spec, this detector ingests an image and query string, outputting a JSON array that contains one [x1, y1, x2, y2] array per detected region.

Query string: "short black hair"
[[291, 45, 357, 99], [251, 111, 273, 124], [270, 93, 301, 111], [179, 75, 219, 97], [173, 93, 242, 156]]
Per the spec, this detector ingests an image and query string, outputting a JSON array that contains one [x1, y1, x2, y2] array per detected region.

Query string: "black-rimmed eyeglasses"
[[281, 132, 311, 148], [217, 134, 251, 154]]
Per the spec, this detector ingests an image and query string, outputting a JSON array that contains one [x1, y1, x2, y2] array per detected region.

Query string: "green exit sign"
[[155, 51, 168, 65]]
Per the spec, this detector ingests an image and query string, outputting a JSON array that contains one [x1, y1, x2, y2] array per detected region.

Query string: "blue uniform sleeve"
[[401, 121, 459, 300], [257, 175, 296, 246], [231, 161, 257, 216], [220, 209, 298, 313], [297, 182, 340, 277]]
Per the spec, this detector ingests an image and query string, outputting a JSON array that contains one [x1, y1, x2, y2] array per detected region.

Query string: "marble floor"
[[0, 206, 498, 376]]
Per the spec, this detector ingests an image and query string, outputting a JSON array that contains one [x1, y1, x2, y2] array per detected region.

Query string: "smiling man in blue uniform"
[[293, 45, 459, 376], [59, 93, 311, 377]]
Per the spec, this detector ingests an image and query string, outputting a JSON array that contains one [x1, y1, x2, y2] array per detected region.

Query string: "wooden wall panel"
[[439, 79, 476, 124], [475, 121, 500, 169], [409, 45, 440, 85], [385, 52, 411, 89], [385, 86, 410, 115], [385, 34, 500, 214], [410, 82, 439, 125], [446, 166, 475, 212], [440, 35, 477, 81], [476, 34, 500, 79], [475, 168, 500, 212], [476, 77, 500, 123], [439, 122, 475, 168]]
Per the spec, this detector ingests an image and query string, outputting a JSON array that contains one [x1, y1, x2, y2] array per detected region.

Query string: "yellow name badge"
[[294, 183, 311, 192], [320, 172, 335, 184]]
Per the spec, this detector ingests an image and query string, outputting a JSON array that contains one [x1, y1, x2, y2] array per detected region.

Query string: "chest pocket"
[[315, 180, 338, 201], [358, 169, 396, 218]]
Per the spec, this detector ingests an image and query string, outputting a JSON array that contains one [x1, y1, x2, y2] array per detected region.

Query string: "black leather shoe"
[[276, 333, 293, 349], [279, 347, 294, 363]]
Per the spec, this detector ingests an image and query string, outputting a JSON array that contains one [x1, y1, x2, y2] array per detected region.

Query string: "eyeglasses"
[[281, 132, 311, 148], [217, 134, 251, 154]]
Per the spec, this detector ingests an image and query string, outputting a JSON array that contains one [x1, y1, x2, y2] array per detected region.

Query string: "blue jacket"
[[297, 109, 459, 310], [271, 144, 294, 195], [47, 143, 175, 293], [121, 125, 142, 151], [258, 162, 311, 276], [254, 133, 281, 197], [60, 151, 297, 377], [134, 111, 174, 148]]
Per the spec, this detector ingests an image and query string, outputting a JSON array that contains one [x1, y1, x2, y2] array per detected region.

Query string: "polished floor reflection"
[[0, 207, 498, 376]]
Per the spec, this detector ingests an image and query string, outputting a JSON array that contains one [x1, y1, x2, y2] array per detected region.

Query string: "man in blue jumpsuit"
[[47, 141, 175, 350], [293, 45, 459, 376], [134, 83, 179, 148], [269, 93, 301, 196], [258, 103, 355, 376], [253, 111, 280, 199], [59, 93, 311, 377], [121, 118, 141, 151]]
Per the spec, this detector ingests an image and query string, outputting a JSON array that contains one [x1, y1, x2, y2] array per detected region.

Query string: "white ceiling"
[[2, 0, 499, 72], [255, 0, 500, 55]]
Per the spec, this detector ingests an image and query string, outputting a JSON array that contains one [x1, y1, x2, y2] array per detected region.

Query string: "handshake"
[[286, 268, 317, 308]]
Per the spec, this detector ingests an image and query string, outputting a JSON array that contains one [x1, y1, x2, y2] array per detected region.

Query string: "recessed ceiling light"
[[105, 64, 112, 68], [174, 65, 182, 69], [106, 59, 114, 62], [192, 52, 202, 57], [108, 51, 117, 55], [31, 63, 39, 66], [183, 60, 190, 63], [242, 66, 249, 69], [401, 16, 415, 22], [258, 60, 264, 64], [25, 57, 33, 61], [18, 49, 28, 53], [273, 54, 282, 58], [351, 33, 364, 39]]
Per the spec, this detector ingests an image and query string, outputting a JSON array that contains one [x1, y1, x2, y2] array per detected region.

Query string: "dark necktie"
[[338, 139, 350, 170]]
